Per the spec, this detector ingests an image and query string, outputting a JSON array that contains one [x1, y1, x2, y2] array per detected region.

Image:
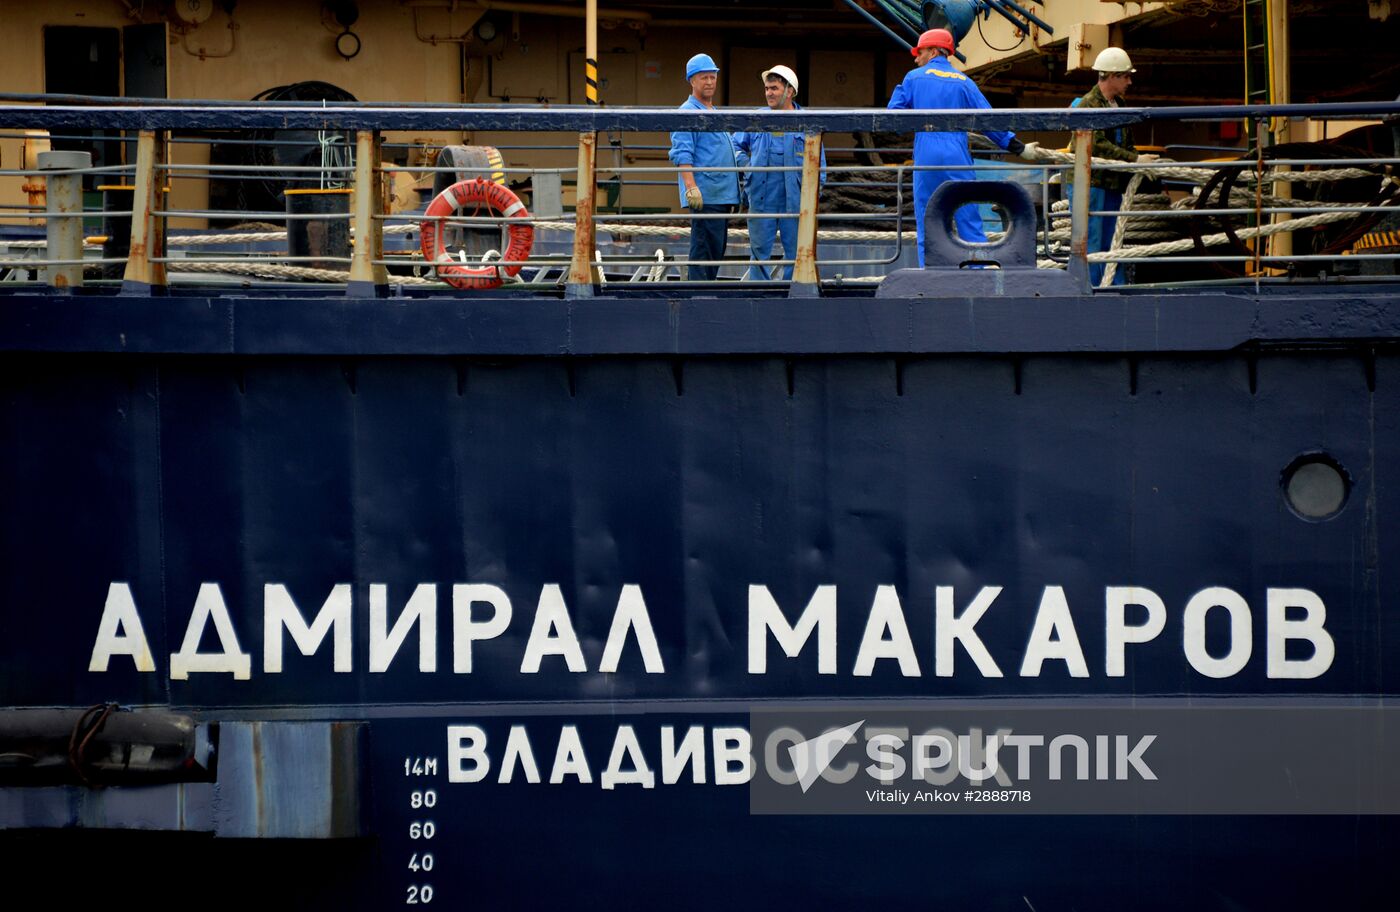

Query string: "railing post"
[[349, 130, 388, 296], [23, 131, 54, 227], [788, 130, 824, 297], [1069, 129, 1092, 290], [567, 131, 601, 298], [38, 150, 89, 290], [122, 130, 167, 294], [1268, 0, 1292, 262]]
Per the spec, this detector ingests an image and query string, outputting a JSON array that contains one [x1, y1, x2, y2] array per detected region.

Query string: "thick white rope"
[[165, 261, 443, 285], [7, 156, 1390, 285]]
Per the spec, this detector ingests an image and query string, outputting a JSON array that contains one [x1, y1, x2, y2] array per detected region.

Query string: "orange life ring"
[[420, 177, 534, 290]]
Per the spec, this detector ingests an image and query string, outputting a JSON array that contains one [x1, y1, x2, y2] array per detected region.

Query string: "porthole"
[[1281, 453, 1350, 521]]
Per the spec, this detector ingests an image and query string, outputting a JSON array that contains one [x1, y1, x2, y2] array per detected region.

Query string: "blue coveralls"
[[669, 96, 741, 281], [732, 108, 827, 280], [887, 56, 1018, 267]]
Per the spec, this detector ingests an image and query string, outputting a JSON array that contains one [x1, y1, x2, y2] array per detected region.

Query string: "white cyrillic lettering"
[[935, 586, 1004, 678], [599, 585, 665, 674], [520, 584, 586, 674], [1020, 586, 1089, 677], [1183, 587, 1252, 678], [550, 725, 593, 784], [370, 583, 437, 673], [601, 725, 656, 790], [1105, 586, 1166, 677], [89, 582, 155, 673], [452, 584, 511, 674], [447, 724, 489, 783], [661, 726, 707, 784], [170, 583, 251, 680], [497, 725, 541, 784], [853, 586, 920, 677], [1266, 588, 1335, 679], [263, 583, 352, 673], [713, 727, 754, 785], [747, 584, 836, 674]]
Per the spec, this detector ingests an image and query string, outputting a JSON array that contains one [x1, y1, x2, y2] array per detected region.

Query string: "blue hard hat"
[[685, 53, 719, 81]]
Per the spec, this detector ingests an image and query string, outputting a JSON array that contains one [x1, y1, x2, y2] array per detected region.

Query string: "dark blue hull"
[[3, 285, 1399, 908]]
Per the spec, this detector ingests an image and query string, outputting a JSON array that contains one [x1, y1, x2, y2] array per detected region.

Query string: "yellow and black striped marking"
[[1354, 229, 1400, 252], [585, 57, 599, 105]]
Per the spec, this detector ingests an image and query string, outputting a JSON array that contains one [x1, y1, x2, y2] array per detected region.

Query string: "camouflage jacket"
[[1073, 84, 1137, 192]]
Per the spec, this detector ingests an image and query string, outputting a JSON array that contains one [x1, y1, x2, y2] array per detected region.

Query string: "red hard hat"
[[911, 28, 955, 56]]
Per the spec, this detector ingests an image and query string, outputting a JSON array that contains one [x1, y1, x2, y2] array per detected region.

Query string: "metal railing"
[[0, 99, 1397, 295]]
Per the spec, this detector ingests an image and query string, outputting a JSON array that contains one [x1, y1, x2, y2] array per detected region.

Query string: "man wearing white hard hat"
[[731, 65, 826, 281], [1067, 47, 1158, 286], [669, 52, 741, 281]]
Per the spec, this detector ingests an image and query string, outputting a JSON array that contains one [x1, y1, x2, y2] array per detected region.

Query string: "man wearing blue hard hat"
[[668, 52, 740, 281]]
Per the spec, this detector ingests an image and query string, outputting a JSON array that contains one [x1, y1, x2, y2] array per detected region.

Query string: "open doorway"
[[43, 24, 167, 188]]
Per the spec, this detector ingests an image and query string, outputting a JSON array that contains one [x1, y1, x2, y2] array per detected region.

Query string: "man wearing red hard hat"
[[888, 28, 1032, 266]]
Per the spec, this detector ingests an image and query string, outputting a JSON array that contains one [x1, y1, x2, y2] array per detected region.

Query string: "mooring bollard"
[[38, 150, 91, 289], [285, 188, 352, 272]]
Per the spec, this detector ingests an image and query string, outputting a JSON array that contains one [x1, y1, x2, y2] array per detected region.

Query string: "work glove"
[[685, 186, 703, 210], [1135, 153, 1160, 163], [1019, 141, 1041, 161]]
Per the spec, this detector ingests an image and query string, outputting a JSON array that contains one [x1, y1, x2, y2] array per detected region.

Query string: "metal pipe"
[[645, 18, 861, 29], [122, 131, 167, 292], [585, 0, 599, 105], [982, 0, 1032, 37], [349, 131, 388, 294], [409, 0, 653, 22], [837, 0, 920, 48], [789, 131, 824, 294], [38, 150, 89, 290], [567, 131, 601, 294], [1268, 0, 1293, 259], [989, 0, 1052, 34], [1070, 129, 1091, 289]]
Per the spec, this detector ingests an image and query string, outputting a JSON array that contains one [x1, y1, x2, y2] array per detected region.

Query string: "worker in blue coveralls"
[[731, 64, 826, 281], [669, 53, 740, 281], [887, 29, 1033, 267]]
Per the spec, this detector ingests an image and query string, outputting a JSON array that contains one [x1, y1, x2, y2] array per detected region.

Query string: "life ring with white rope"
[[420, 177, 533, 290]]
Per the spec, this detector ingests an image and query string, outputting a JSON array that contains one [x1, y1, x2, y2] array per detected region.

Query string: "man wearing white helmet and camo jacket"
[[731, 65, 827, 281], [1067, 46, 1158, 286]]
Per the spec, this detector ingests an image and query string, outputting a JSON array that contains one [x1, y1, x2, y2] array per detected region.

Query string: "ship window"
[[1282, 454, 1350, 521]]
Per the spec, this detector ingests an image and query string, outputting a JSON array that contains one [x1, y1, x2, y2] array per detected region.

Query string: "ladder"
[[1242, 0, 1273, 144]]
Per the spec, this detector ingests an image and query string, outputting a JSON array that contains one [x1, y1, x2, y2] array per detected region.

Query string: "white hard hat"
[[761, 64, 799, 94], [1092, 47, 1135, 74]]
